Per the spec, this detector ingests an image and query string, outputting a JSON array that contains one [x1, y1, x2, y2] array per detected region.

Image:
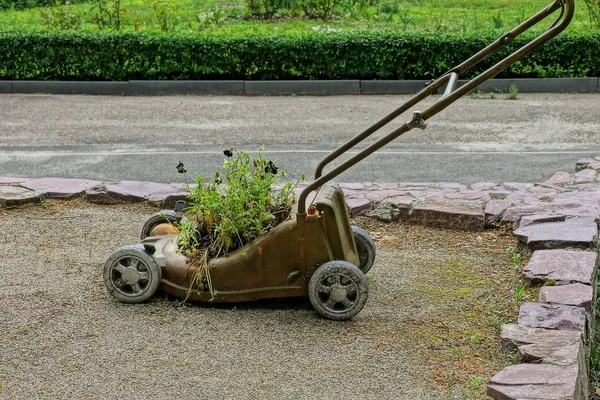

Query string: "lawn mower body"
[[144, 183, 359, 303]]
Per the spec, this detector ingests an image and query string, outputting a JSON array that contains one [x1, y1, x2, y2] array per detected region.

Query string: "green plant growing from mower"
[[177, 148, 302, 299]]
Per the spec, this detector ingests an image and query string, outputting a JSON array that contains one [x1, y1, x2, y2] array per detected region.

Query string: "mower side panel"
[[158, 216, 334, 302], [315, 184, 359, 267]]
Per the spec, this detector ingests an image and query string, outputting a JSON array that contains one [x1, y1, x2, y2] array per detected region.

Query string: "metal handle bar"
[[298, 0, 573, 214]]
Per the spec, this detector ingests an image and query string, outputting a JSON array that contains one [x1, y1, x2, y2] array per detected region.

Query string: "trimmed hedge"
[[0, 30, 598, 81]]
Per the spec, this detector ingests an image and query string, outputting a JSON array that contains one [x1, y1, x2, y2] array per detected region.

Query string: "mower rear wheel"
[[309, 261, 368, 321], [141, 210, 178, 239], [352, 225, 376, 274], [103, 245, 162, 304]]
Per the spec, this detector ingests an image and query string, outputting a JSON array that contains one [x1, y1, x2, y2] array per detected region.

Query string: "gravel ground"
[[0, 202, 519, 400]]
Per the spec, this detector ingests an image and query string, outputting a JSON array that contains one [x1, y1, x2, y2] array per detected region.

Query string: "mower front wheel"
[[103, 245, 162, 304], [309, 261, 368, 321]]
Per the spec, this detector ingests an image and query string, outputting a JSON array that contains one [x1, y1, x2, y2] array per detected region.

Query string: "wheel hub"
[[120, 267, 141, 286], [330, 284, 347, 303]]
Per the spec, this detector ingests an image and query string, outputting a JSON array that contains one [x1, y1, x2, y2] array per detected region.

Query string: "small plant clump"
[[176, 147, 302, 296], [505, 84, 519, 100]]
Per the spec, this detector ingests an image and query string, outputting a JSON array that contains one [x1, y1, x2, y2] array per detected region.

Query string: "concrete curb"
[[0, 78, 597, 96]]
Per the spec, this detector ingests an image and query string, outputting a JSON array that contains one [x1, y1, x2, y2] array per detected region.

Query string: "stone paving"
[[1, 156, 599, 400]]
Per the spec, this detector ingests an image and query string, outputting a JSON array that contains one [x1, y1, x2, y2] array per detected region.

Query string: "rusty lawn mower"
[[103, 0, 574, 320]]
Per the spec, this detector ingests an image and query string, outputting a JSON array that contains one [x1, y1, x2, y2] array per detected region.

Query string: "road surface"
[[1, 93, 599, 184]]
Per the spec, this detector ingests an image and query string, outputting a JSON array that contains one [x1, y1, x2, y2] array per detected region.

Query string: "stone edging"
[[0, 77, 598, 96], [1, 156, 599, 399]]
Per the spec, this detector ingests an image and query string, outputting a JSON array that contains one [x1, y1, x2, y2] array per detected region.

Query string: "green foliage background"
[[0, 30, 598, 80], [0, 0, 88, 11]]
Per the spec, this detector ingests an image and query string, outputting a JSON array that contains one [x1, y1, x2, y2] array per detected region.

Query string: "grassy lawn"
[[0, 0, 592, 34]]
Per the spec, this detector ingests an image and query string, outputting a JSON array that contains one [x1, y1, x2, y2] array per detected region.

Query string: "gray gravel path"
[[0, 203, 512, 399]]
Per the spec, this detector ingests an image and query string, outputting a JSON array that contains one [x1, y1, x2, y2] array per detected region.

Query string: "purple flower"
[[264, 160, 278, 175]]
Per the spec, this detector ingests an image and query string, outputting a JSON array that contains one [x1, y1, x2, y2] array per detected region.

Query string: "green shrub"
[[246, 0, 296, 18], [583, 0, 600, 29], [147, 0, 176, 32], [93, 0, 126, 31], [0, 0, 87, 10], [299, 0, 342, 20], [0, 30, 598, 80], [40, 1, 82, 30]]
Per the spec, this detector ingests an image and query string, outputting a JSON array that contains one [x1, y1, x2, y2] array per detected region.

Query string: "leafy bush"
[[245, 0, 296, 18], [93, 0, 126, 31], [147, 0, 176, 32], [583, 0, 600, 29], [299, 0, 342, 20], [0, 30, 598, 80], [0, 0, 87, 10], [40, 1, 82, 30]]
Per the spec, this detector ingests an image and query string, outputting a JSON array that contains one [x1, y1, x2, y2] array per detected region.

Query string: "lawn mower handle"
[[298, 0, 574, 214]]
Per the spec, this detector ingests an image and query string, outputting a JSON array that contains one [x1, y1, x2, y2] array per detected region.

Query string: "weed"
[[39, 198, 53, 208], [93, 0, 126, 31], [40, 0, 82, 30], [469, 334, 481, 344], [491, 11, 504, 29], [513, 283, 526, 302], [246, 0, 283, 19], [506, 349, 522, 363], [147, 0, 176, 32], [468, 376, 483, 391], [489, 92, 496, 99], [300, 0, 342, 20], [506, 84, 519, 100], [507, 245, 522, 273], [198, 7, 226, 29], [398, 8, 412, 28], [468, 90, 482, 99], [490, 312, 508, 330], [513, 7, 526, 25], [583, 0, 600, 29]]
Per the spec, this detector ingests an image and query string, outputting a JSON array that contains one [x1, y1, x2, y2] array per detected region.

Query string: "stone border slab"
[[1, 78, 598, 96], [522, 250, 597, 285]]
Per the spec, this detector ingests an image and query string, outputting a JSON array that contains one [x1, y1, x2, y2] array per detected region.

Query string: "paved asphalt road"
[[1, 93, 599, 184]]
